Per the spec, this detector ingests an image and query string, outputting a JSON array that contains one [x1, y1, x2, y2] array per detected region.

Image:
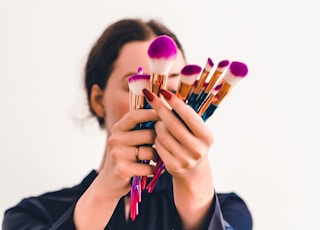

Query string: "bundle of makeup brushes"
[[127, 35, 248, 221]]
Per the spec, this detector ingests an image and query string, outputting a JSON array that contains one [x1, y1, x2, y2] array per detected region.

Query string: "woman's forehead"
[[113, 40, 186, 76]]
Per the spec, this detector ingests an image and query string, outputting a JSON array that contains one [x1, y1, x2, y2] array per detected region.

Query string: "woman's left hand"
[[142, 88, 213, 179], [143, 88, 215, 229]]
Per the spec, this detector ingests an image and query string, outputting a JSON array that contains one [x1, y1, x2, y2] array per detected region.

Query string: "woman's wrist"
[[94, 169, 129, 200], [172, 157, 212, 183]]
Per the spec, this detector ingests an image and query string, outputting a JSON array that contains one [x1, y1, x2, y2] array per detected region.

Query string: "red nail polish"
[[160, 89, 172, 100], [142, 88, 154, 102]]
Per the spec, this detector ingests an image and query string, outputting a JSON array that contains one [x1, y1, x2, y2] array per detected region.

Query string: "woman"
[[2, 18, 252, 230]]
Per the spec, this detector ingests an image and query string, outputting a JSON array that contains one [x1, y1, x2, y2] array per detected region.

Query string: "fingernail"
[[160, 89, 172, 100], [142, 88, 154, 102]]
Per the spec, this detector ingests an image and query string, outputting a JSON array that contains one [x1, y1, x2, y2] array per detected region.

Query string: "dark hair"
[[84, 18, 185, 127]]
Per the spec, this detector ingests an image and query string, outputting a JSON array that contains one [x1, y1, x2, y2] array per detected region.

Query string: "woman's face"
[[102, 40, 186, 136]]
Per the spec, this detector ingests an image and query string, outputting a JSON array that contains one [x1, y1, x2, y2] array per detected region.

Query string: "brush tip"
[[229, 61, 248, 77], [128, 74, 150, 95], [207, 57, 214, 67], [181, 64, 202, 76], [128, 74, 150, 82], [180, 64, 201, 84], [217, 60, 230, 69], [147, 35, 177, 59], [214, 83, 222, 91], [205, 57, 214, 71], [137, 67, 144, 74]]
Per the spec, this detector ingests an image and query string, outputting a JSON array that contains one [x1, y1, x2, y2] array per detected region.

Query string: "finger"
[[154, 138, 190, 175], [142, 89, 191, 143], [155, 121, 203, 166], [154, 121, 184, 157], [159, 89, 210, 139], [135, 146, 158, 162], [143, 88, 211, 150], [119, 162, 155, 177], [114, 109, 159, 131], [108, 128, 156, 147], [109, 147, 155, 177]]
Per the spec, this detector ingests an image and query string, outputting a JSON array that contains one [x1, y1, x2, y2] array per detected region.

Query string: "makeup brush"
[[198, 61, 248, 121], [190, 80, 209, 96], [128, 73, 151, 221], [137, 66, 144, 75], [145, 35, 177, 193], [146, 160, 165, 193], [194, 60, 229, 110], [147, 64, 202, 193], [128, 74, 150, 112], [176, 64, 202, 102], [130, 176, 141, 221], [187, 57, 214, 109], [148, 35, 178, 96]]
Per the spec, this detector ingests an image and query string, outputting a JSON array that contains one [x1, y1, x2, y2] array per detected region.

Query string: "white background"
[[1, 0, 319, 229]]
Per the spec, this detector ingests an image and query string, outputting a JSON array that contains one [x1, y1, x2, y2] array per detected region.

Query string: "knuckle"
[[115, 163, 128, 178], [145, 129, 156, 142], [206, 133, 214, 146], [193, 148, 203, 160], [107, 136, 118, 147], [108, 149, 120, 162]]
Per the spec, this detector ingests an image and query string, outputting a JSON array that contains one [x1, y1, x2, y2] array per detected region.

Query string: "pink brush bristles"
[[148, 35, 177, 59], [177, 64, 202, 101], [148, 35, 177, 96], [137, 67, 144, 74], [221, 61, 248, 86], [147, 35, 177, 75]]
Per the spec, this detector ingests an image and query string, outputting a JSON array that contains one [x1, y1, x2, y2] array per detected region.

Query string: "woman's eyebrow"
[[169, 73, 180, 78], [121, 72, 137, 80]]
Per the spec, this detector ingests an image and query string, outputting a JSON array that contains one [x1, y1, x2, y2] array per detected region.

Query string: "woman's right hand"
[[100, 108, 159, 198], [74, 109, 159, 229]]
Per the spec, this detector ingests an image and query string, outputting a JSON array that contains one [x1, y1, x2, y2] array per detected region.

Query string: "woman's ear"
[[90, 84, 105, 118]]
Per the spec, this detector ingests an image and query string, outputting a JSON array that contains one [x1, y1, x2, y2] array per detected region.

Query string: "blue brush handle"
[[187, 92, 199, 110], [139, 99, 154, 129], [193, 91, 208, 112], [201, 104, 218, 121]]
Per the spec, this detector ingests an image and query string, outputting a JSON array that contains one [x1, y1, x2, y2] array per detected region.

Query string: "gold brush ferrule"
[[214, 81, 232, 105], [129, 93, 146, 111], [150, 73, 167, 96], [197, 93, 214, 116], [193, 70, 210, 94], [177, 82, 193, 101], [204, 70, 222, 94]]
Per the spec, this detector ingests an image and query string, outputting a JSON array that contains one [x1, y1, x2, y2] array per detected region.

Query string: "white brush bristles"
[[204, 61, 214, 72], [180, 73, 199, 85], [222, 68, 244, 86], [128, 78, 150, 95], [148, 58, 176, 75], [216, 65, 228, 73]]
